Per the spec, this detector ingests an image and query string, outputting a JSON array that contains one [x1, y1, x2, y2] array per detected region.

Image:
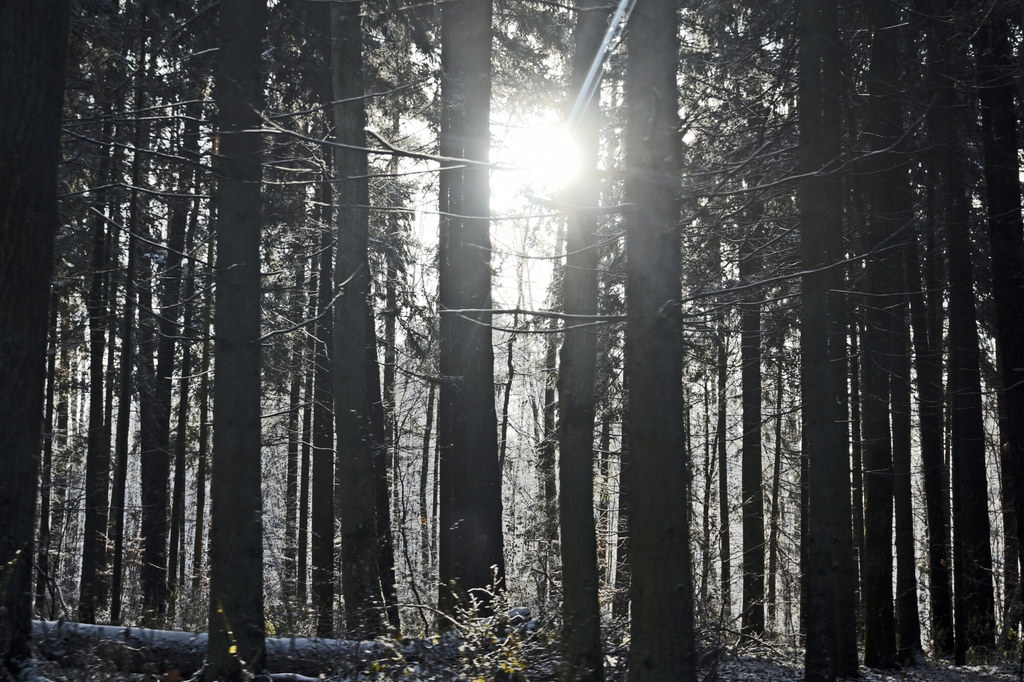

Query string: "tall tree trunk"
[[611, 433, 631, 621], [167, 102, 201, 619], [419, 382, 436, 575], [556, 0, 607, 676], [908, 173, 954, 656], [366, 312, 398, 631], [110, 22, 149, 619], [623, 0, 695, 676], [78, 108, 114, 624], [437, 0, 505, 618], [849, 311, 864, 582], [284, 261, 306, 612], [190, 231, 215, 594], [716, 327, 731, 622], [330, 0, 386, 638], [140, 150, 189, 627], [380, 135, 402, 632], [766, 354, 784, 629], [997, 343, 1020, 636], [930, 0, 995, 660], [311, 177, 336, 637], [973, 4, 1024, 632], [892, 299, 921, 661], [36, 296, 60, 617], [859, 0, 907, 664], [538, 278, 560, 609], [0, 0, 71, 673], [206, 0, 268, 675], [799, 0, 857, 676], [739, 222, 765, 638], [298, 260, 317, 607], [699, 379, 712, 616]]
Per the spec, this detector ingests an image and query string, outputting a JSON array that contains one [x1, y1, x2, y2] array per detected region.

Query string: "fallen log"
[[31, 620, 415, 678]]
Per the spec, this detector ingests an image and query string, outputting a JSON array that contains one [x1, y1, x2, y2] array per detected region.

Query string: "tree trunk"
[[859, 0, 908, 664], [110, 22, 149, 620], [556, 0, 607, 676], [892, 299, 921, 661], [929, 0, 995, 660], [611, 435, 631, 622], [0, 0, 71, 673], [298, 248, 319, 608], [190, 231, 215, 595], [36, 296, 60, 617], [799, 0, 857, 676], [973, 5, 1024, 636], [311, 176, 336, 637], [622, 0, 696, 677], [167, 103, 202, 619], [767, 354, 784, 629], [739, 220, 765, 638], [908, 169, 954, 656], [329, 0, 387, 638], [206, 0, 268, 676], [78, 111, 113, 625], [284, 261, 306, 612], [437, 0, 505, 618], [419, 382, 436, 576], [716, 327, 731, 624]]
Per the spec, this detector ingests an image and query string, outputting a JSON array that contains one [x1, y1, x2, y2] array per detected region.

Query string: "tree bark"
[[859, 0, 907, 664], [929, 0, 996, 660], [207, 0, 268, 676], [78, 109, 113, 625], [0, 0, 71, 673], [329, 0, 387, 638], [716, 326, 731, 623], [556, 0, 608, 676], [799, 0, 858, 676], [36, 296, 60, 617], [973, 5, 1024, 635], [908, 168, 954, 657], [311, 179, 336, 637], [437, 0, 505, 618], [739, 216, 765, 638], [622, 0, 696, 677]]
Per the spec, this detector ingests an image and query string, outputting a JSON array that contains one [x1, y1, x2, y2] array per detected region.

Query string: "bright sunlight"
[[490, 121, 583, 212]]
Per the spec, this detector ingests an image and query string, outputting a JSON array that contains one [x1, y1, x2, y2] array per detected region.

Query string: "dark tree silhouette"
[[206, 0, 268, 676], [0, 0, 72, 675]]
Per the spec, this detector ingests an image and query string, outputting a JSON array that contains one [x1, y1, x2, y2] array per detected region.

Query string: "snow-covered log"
[[31, 620, 407, 677]]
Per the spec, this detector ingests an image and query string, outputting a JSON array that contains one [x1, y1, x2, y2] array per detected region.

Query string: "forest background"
[[3, 0, 1024, 680]]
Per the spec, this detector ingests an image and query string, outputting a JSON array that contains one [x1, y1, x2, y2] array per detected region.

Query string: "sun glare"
[[491, 124, 583, 211]]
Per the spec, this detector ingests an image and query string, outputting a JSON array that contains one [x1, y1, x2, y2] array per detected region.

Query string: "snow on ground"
[[714, 650, 1024, 681]]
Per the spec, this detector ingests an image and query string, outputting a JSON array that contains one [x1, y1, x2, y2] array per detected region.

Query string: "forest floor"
[[27, 619, 1024, 681], [711, 650, 1024, 681], [28, 642, 1024, 681]]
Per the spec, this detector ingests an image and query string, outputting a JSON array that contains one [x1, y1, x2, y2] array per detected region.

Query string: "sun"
[[491, 123, 583, 212]]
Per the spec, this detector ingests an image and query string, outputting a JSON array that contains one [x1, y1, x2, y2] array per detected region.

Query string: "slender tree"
[[36, 296, 60, 617], [739, 210, 765, 637], [908, 86, 954, 654], [77, 156, 112, 625], [556, 0, 608, 676], [311, 177, 336, 637]]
